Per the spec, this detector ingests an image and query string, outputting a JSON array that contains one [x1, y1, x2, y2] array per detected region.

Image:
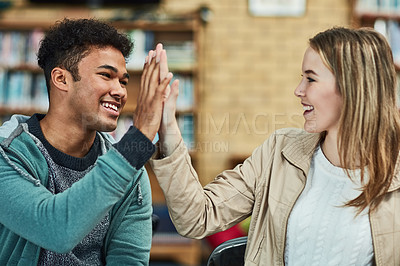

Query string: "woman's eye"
[[307, 77, 316, 82]]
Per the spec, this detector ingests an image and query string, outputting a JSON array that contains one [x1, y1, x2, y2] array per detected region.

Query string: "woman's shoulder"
[[258, 127, 320, 156], [270, 127, 318, 142]]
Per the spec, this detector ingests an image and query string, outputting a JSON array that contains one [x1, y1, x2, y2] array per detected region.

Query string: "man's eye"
[[307, 77, 316, 82], [120, 80, 128, 86], [100, 73, 111, 78]]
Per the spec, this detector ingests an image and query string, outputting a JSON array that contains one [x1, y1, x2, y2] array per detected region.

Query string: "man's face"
[[67, 46, 129, 132]]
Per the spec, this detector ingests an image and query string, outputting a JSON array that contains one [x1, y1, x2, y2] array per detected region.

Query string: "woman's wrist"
[[158, 122, 182, 157]]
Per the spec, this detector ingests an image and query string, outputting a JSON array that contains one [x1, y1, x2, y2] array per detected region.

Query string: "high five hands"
[[134, 43, 182, 155]]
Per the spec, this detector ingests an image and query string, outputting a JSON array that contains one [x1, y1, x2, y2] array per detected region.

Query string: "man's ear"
[[51, 67, 69, 92]]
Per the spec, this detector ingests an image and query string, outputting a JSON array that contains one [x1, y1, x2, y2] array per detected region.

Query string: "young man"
[[0, 18, 171, 265]]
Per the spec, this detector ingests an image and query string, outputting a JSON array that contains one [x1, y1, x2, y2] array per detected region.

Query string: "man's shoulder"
[[0, 115, 30, 139]]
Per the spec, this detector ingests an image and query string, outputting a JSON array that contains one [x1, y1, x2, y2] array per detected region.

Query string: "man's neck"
[[39, 113, 97, 158]]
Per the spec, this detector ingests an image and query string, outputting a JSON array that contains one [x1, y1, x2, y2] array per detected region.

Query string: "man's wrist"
[[113, 126, 156, 169]]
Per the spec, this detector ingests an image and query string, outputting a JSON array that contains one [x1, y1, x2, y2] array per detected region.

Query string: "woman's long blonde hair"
[[310, 27, 400, 213]]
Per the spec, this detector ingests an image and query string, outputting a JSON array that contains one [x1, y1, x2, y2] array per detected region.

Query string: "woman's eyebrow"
[[304, 69, 317, 75]]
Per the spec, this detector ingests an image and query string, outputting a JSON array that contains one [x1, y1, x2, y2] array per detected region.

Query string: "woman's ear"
[[51, 67, 69, 92]]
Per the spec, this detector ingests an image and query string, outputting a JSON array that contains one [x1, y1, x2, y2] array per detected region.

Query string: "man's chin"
[[93, 121, 118, 133], [102, 125, 118, 132]]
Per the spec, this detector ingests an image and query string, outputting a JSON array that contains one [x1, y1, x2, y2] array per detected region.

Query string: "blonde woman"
[[146, 27, 400, 265]]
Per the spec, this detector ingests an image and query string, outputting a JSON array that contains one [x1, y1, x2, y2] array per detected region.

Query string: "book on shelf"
[[178, 113, 194, 151], [0, 70, 6, 106], [174, 73, 194, 112], [374, 19, 400, 66], [163, 41, 196, 70], [0, 29, 48, 114], [0, 71, 48, 111], [6, 72, 26, 109], [126, 30, 154, 71], [125, 30, 196, 71], [356, 0, 400, 14], [0, 30, 44, 68], [31, 74, 49, 111]]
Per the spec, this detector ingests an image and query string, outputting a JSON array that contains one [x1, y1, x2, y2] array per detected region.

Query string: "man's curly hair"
[[37, 18, 133, 92]]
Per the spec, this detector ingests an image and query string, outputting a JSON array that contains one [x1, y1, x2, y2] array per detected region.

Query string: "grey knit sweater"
[[28, 114, 109, 266]]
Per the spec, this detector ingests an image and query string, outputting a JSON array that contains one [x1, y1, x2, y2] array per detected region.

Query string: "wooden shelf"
[[0, 64, 42, 73], [150, 240, 202, 266], [0, 107, 46, 116], [111, 19, 199, 32]]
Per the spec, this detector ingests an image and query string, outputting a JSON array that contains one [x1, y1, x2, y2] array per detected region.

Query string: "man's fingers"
[[147, 59, 162, 100], [140, 50, 153, 102], [143, 51, 158, 100]]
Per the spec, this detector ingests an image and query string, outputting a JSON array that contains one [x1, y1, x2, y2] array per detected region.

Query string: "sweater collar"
[[389, 155, 400, 191], [26, 113, 101, 171]]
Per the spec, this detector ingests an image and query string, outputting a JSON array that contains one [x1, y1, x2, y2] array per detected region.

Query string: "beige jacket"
[[150, 128, 400, 265]]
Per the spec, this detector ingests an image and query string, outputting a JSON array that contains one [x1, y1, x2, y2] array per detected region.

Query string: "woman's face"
[[294, 46, 343, 134]]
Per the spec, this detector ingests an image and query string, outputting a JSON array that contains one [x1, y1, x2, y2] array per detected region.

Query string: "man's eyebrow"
[[98, 64, 130, 79]]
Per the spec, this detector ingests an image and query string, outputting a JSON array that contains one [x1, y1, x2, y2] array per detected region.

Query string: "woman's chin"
[[303, 122, 320, 133]]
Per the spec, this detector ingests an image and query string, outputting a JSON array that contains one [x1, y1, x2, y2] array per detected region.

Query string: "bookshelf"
[[0, 29, 47, 118], [0, 8, 203, 265], [352, 0, 400, 102], [0, 20, 199, 149], [352, 0, 400, 69]]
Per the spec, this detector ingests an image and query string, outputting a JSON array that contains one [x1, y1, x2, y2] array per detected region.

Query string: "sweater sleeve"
[[113, 126, 156, 170], [0, 146, 143, 253], [105, 169, 153, 265]]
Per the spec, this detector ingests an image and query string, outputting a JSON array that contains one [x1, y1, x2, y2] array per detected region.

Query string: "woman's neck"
[[321, 130, 341, 167]]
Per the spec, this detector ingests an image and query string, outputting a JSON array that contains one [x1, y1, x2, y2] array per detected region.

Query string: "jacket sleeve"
[[0, 147, 143, 253], [105, 169, 153, 265], [149, 137, 273, 239]]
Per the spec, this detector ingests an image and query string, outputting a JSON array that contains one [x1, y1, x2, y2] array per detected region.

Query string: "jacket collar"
[[0, 114, 30, 139], [279, 129, 400, 192], [280, 130, 320, 177]]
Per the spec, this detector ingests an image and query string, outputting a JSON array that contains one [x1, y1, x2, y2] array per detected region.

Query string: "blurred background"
[[0, 0, 398, 264]]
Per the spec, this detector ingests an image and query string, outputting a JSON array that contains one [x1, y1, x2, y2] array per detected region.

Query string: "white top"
[[284, 146, 374, 266]]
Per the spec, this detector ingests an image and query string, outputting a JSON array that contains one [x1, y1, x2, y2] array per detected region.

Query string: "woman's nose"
[[294, 82, 305, 97]]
